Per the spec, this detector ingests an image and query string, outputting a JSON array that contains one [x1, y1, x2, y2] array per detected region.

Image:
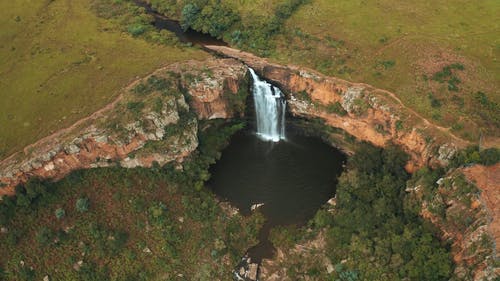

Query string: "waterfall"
[[249, 68, 286, 142]]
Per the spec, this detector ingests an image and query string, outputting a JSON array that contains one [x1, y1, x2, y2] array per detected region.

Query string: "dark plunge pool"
[[208, 129, 345, 261]]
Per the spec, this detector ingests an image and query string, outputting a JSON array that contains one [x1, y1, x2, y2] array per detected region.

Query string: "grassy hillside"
[[157, 0, 499, 142], [273, 0, 500, 142], [0, 0, 206, 159]]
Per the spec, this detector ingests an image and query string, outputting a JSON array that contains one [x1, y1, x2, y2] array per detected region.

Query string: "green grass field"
[[147, 0, 499, 142], [0, 0, 206, 159], [271, 0, 500, 141], [1, 0, 498, 158]]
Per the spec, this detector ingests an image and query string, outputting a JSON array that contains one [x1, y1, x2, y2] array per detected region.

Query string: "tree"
[[55, 208, 65, 219], [76, 197, 90, 213]]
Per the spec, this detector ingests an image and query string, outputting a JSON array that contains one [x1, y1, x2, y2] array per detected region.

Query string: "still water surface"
[[209, 130, 345, 260]]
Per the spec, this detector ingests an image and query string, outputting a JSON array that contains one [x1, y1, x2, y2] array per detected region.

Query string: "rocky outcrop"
[[408, 165, 499, 280], [204, 46, 499, 280], [0, 58, 248, 196], [259, 231, 332, 281], [206, 46, 469, 170], [463, 164, 500, 253]]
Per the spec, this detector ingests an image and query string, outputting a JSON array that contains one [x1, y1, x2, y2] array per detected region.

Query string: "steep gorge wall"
[[203, 46, 498, 280], [205, 46, 469, 170], [0, 58, 248, 196]]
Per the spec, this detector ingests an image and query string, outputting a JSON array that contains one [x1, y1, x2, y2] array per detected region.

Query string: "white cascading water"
[[249, 68, 286, 142]]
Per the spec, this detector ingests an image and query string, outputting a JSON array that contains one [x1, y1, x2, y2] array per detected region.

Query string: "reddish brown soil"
[[463, 163, 500, 252]]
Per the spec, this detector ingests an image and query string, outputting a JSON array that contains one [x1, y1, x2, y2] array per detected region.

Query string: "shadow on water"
[[208, 128, 346, 262], [133, 0, 227, 46]]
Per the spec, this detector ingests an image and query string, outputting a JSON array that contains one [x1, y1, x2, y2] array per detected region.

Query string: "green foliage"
[[0, 120, 260, 279], [127, 24, 147, 37], [431, 63, 464, 92], [325, 102, 348, 116], [295, 90, 312, 102], [78, 262, 110, 281], [225, 74, 250, 115], [148, 201, 168, 225], [351, 98, 370, 116], [432, 64, 463, 82], [270, 225, 303, 249], [321, 143, 452, 280], [181, 0, 240, 39], [395, 120, 404, 131], [230, 0, 310, 54], [325, 36, 345, 48], [55, 208, 65, 219], [471, 91, 500, 128], [450, 145, 500, 167], [75, 197, 90, 213], [36, 227, 53, 246], [379, 60, 396, 69], [427, 92, 442, 108], [451, 122, 463, 131], [126, 101, 145, 115]]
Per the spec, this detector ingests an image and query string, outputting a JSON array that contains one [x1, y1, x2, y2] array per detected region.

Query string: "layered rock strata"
[[0, 58, 248, 196], [205, 45, 470, 170]]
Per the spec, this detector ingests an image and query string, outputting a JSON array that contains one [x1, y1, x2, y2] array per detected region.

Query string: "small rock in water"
[[327, 197, 336, 206], [250, 203, 264, 211]]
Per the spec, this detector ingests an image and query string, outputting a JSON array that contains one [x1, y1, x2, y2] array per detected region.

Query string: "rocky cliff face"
[[204, 46, 498, 280], [206, 46, 469, 170], [407, 164, 499, 280], [0, 58, 248, 196]]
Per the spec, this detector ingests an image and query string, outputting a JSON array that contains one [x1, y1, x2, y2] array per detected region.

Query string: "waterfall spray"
[[248, 68, 286, 142]]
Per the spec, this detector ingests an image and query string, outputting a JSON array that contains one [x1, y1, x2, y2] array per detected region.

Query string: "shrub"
[[450, 146, 500, 167], [55, 208, 65, 219], [127, 24, 147, 37], [76, 197, 90, 213], [395, 120, 404, 131], [36, 227, 53, 246], [180, 1, 239, 39], [432, 63, 464, 92], [479, 148, 500, 166], [148, 201, 168, 224], [126, 101, 145, 115], [427, 93, 441, 108], [451, 123, 463, 131], [380, 60, 395, 69], [325, 102, 347, 116], [295, 90, 311, 102]]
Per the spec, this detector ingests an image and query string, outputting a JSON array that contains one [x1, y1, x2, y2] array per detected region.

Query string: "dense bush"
[[450, 145, 500, 167], [55, 208, 65, 219], [180, 0, 240, 39], [325, 101, 348, 116], [36, 227, 53, 246], [432, 63, 464, 92], [320, 143, 452, 280], [471, 91, 500, 128], [75, 197, 90, 213]]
